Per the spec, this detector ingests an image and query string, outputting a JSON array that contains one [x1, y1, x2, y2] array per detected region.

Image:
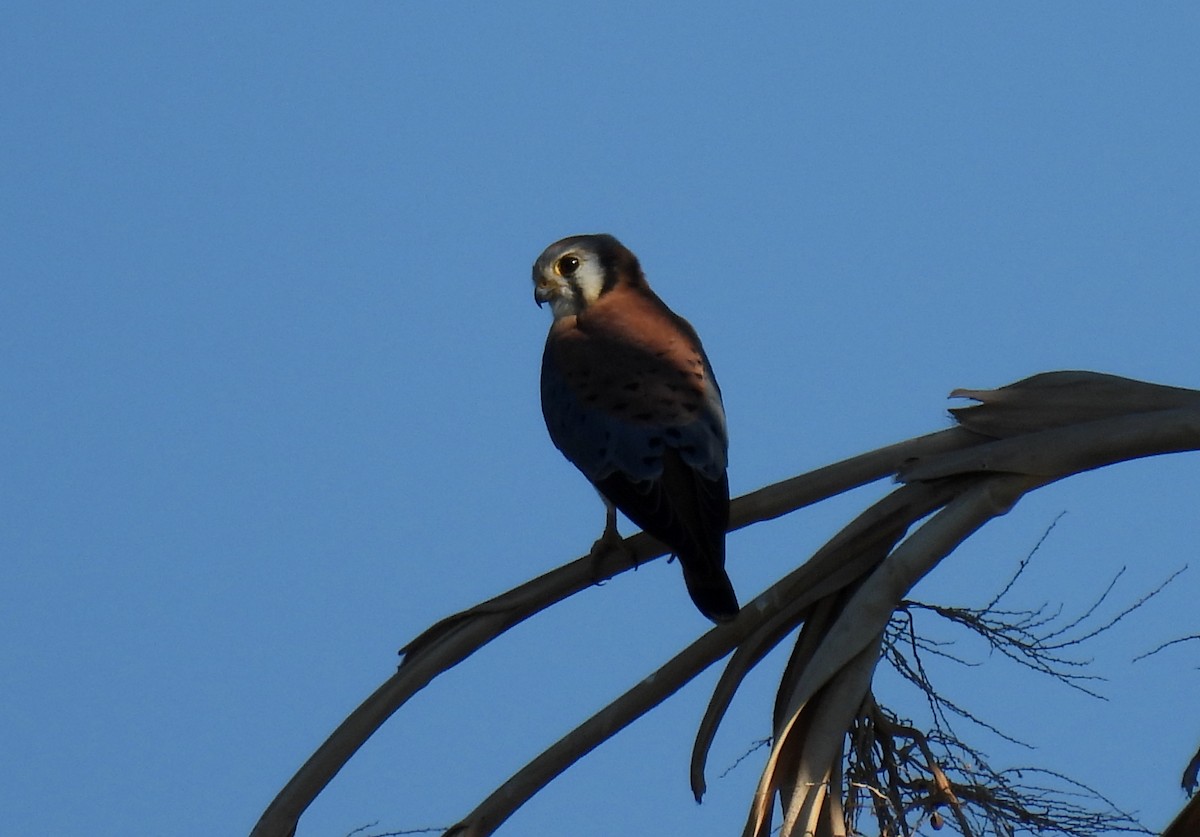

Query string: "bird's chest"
[[543, 323, 708, 428]]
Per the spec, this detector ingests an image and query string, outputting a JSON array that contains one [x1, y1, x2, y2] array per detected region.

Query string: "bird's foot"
[[586, 506, 632, 585], [588, 524, 629, 562]]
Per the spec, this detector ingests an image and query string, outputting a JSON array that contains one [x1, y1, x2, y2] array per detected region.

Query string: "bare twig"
[[896, 563, 1184, 703], [1133, 628, 1200, 663], [846, 698, 1149, 837]]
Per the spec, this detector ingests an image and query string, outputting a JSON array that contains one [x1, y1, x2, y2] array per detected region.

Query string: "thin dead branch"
[[845, 697, 1149, 837]]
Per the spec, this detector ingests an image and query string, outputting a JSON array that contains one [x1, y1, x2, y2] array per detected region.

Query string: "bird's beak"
[[533, 279, 556, 308]]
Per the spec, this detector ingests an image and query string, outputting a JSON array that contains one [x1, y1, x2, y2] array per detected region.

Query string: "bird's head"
[[532, 234, 641, 320]]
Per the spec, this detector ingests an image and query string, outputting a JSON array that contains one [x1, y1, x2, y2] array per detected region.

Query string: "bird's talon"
[[587, 527, 629, 563], [586, 519, 632, 586]]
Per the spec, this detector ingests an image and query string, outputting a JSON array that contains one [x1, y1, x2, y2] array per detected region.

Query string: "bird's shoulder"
[[548, 283, 708, 374]]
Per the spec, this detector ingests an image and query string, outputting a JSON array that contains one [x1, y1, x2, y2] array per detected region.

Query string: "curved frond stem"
[[250, 372, 1200, 837]]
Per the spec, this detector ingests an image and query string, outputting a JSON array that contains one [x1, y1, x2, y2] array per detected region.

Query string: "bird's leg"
[[587, 499, 631, 582]]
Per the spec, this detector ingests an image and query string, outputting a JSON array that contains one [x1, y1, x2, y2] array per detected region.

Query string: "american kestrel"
[[533, 234, 739, 623]]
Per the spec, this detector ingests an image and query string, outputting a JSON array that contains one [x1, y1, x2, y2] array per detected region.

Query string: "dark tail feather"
[[594, 452, 737, 622], [680, 557, 739, 623]]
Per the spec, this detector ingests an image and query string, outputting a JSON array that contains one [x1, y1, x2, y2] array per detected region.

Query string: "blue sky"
[[3, 3, 1199, 835]]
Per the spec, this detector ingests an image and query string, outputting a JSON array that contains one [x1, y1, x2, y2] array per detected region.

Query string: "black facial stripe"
[[596, 245, 618, 294], [600, 264, 620, 296], [595, 236, 638, 295]]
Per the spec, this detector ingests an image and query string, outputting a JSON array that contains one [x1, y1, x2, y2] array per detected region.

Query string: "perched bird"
[[532, 234, 738, 622]]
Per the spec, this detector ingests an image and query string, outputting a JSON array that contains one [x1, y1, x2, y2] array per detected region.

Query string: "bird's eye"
[[555, 255, 581, 277]]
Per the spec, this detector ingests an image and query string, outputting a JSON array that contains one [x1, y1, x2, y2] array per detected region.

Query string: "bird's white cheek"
[[572, 260, 606, 306]]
